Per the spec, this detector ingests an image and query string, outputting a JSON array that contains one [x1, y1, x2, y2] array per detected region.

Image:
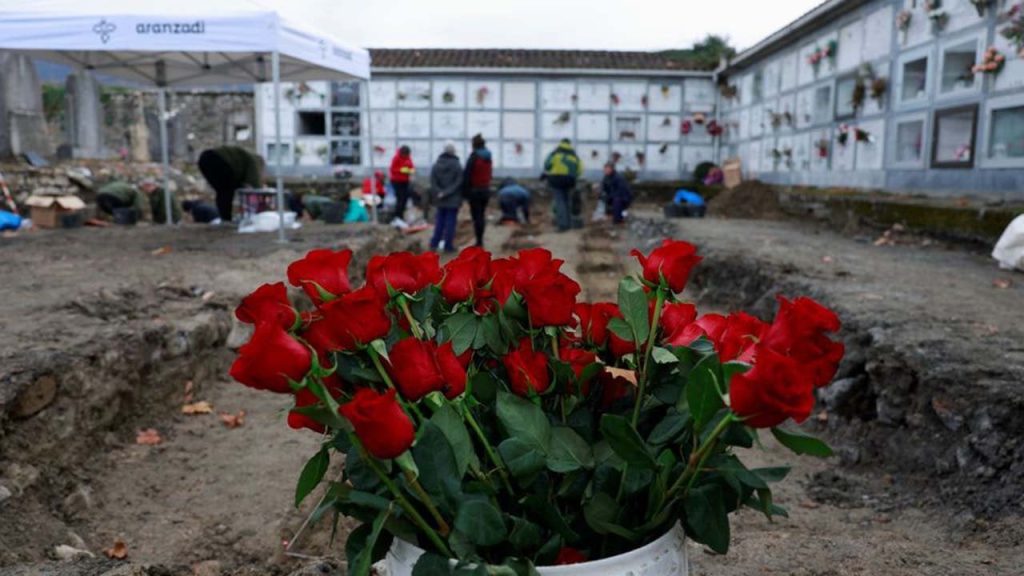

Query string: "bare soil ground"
[[1, 200, 1022, 575]]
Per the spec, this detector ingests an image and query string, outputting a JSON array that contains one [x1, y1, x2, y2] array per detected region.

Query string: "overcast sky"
[[277, 0, 821, 53]]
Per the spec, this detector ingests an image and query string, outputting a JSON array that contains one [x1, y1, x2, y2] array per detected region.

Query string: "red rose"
[[366, 252, 443, 296], [235, 282, 297, 330], [287, 248, 353, 305], [298, 317, 344, 367], [288, 388, 326, 433], [490, 248, 566, 305], [631, 240, 702, 293], [665, 313, 727, 347], [441, 247, 492, 303], [319, 286, 392, 349], [759, 297, 843, 387], [554, 547, 587, 565], [489, 257, 518, 304], [576, 302, 635, 356], [340, 388, 416, 459], [717, 312, 769, 362], [230, 322, 312, 394], [560, 346, 598, 394], [729, 346, 815, 428], [386, 337, 468, 401], [521, 272, 581, 327], [660, 302, 697, 343], [503, 338, 551, 396]]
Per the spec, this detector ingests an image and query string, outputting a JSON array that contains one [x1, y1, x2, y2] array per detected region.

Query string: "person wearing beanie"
[[462, 133, 493, 247], [428, 142, 463, 252]]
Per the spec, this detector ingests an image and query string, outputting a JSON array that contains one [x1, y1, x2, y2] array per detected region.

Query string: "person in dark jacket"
[[497, 178, 531, 224], [463, 134, 493, 247], [429, 143, 463, 252], [602, 162, 633, 224], [543, 139, 582, 232], [197, 146, 264, 221], [389, 145, 415, 222]]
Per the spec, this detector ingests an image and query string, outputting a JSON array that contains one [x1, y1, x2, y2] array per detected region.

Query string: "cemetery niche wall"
[[254, 49, 718, 180], [720, 0, 1024, 198]]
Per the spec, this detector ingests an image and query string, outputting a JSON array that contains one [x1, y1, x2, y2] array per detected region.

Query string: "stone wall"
[[102, 91, 255, 163]]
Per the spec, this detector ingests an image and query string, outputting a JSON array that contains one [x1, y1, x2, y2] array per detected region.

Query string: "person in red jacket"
[[389, 146, 415, 221], [462, 134, 493, 247]]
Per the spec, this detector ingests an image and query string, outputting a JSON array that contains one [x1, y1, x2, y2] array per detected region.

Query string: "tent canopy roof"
[[0, 0, 370, 86]]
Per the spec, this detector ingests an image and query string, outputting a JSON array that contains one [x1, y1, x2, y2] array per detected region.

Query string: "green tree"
[[660, 34, 737, 70]]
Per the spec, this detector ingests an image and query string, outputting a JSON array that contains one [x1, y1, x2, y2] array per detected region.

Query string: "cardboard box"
[[722, 158, 742, 189], [25, 194, 86, 228]]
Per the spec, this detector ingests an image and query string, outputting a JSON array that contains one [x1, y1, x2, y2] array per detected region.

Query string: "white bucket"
[[374, 522, 688, 576]]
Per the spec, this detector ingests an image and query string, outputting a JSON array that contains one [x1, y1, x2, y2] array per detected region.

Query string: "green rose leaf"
[[683, 484, 731, 554], [295, 447, 329, 508], [753, 466, 791, 484], [651, 346, 679, 365], [583, 491, 640, 540], [617, 276, 650, 345], [771, 427, 834, 457], [455, 497, 508, 547], [445, 311, 479, 355], [412, 421, 463, 514], [599, 414, 657, 470], [607, 317, 635, 343], [648, 409, 690, 446], [497, 391, 552, 453], [346, 506, 392, 576], [546, 426, 595, 473], [498, 437, 547, 481], [686, 354, 724, 432], [430, 404, 480, 478], [508, 516, 543, 553], [412, 553, 453, 576], [523, 495, 579, 543]]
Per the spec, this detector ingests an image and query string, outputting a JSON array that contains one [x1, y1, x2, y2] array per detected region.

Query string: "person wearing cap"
[[389, 145, 415, 222], [543, 139, 582, 232], [463, 134, 493, 247], [497, 178, 531, 224], [196, 146, 264, 222], [428, 142, 463, 252]]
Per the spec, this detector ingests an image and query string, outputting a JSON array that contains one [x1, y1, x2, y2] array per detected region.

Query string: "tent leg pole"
[[272, 50, 287, 243], [158, 89, 173, 226], [364, 79, 377, 224]]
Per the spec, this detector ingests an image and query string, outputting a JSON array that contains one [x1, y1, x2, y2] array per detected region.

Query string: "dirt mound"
[[707, 180, 784, 220]]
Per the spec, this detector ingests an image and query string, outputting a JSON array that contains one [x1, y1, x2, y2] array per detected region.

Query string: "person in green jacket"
[[542, 139, 582, 232], [197, 146, 264, 221], [142, 179, 182, 224], [96, 181, 147, 219]]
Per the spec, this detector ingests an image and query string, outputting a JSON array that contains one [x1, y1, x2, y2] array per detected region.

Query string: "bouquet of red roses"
[[231, 240, 844, 575]]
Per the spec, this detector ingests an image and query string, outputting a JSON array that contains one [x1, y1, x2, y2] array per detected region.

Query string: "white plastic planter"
[[374, 522, 689, 576]]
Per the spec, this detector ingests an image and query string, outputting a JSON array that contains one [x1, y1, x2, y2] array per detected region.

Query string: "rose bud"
[[340, 388, 415, 459], [631, 239, 702, 293], [286, 248, 353, 305], [503, 338, 551, 396], [235, 282, 298, 330], [230, 321, 312, 394], [520, 272, 581, 327], [729, 346, 815, 428], [319, 286, 393, 350], [366, 251, 443, 297]]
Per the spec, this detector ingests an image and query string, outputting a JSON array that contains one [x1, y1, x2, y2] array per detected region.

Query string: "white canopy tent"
[[0, 0, 371, 240]]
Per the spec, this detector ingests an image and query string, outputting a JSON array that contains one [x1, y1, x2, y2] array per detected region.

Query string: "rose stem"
[[351, 434, 453, 557], [403, 469, 451, 537], [665, 413, 736, 500], [367, 345, 427, 423], [632, 286, 666, 427], [397, 295, 424, 339], [459, 401, 515, 495]]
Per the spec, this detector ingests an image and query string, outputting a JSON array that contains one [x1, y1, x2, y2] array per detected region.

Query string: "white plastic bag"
[[992, 214, 1024, 272], [238, 211, 301, 234]]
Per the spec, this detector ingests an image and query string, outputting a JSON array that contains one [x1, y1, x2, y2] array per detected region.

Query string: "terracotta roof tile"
[[368, 49, 706, 72]]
